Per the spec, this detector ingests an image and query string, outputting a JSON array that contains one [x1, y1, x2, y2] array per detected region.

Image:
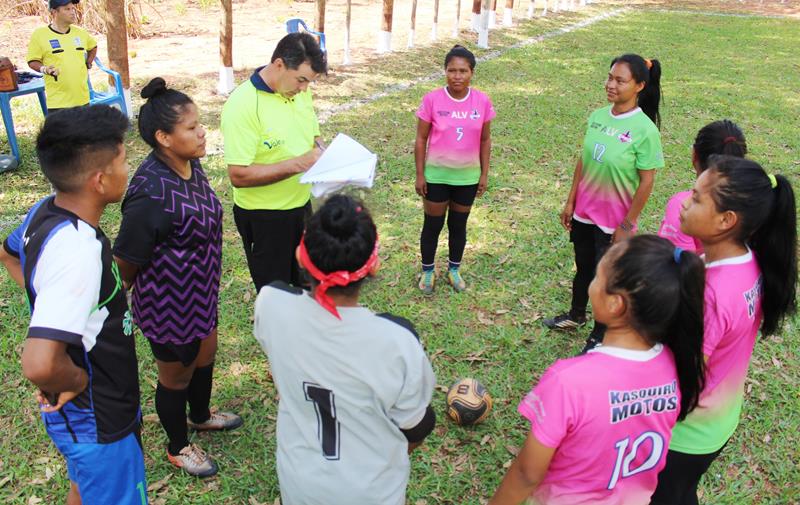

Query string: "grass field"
[[1, 4, 798, 504]]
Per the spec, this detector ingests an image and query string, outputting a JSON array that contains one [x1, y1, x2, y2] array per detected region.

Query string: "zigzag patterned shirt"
[[114, 153, 223, 344]]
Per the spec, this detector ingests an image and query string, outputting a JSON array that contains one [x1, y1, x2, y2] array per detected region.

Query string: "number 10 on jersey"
[[304, 382, 341, 460]]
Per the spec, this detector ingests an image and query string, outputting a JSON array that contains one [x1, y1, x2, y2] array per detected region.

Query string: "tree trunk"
[[408, 0, 417, 47], [378, 0, 394, 53], [503, 0, 513, 25], [477, 0, 490, 47], [453, 0, 461, 37], [315, 0, 326, 34], [471, 0, 481, 31], [218, 0, 234, 94], [104, 0, 131, 113], [432, 0, 439, 40], [343, 0, 352, 64]]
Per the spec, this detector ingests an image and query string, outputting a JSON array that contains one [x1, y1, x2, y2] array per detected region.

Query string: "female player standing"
[[415, 45, 495, 294], [490, 235, 706, 505], [254, 195, 436, 505], [651, 156, 797, 504], [658, 120, 747, 253], [114, 78, 242, 477], [544, 54, 664, 353]]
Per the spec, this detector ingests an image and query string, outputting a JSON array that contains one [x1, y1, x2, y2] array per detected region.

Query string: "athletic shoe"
[[447, 268, 467, 292], [167, 444, 218, 478], [418, 270, 436, 295], [542, 312, 587, 331], [578, 326, 606, 355], [188, 411, 243, 432]]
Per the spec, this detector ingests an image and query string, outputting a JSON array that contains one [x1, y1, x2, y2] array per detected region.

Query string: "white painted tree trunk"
[[477, 0, 490, 47], [377, 30, 392, 53], [503, 7, 512, 25], [217, 66, 234, 95]]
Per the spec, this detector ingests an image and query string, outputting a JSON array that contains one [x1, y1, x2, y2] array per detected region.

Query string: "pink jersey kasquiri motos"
[[518, 345, 680, 505], [657, 190, 702, 254]]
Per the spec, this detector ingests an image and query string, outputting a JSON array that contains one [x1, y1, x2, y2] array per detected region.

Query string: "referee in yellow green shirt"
[[27, 0, 97, 112], [221, 33, 327, 291]]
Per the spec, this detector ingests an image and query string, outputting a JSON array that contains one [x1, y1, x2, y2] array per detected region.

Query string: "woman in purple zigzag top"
[[114, 77, 242, 478]]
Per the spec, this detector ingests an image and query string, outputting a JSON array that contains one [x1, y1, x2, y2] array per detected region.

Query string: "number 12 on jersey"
[[607, 431, 664, 489], [304, 382, 341, 461]]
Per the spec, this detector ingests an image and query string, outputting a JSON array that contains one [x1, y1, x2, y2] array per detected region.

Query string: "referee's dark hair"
[[36, 105, 128, 193], [304, 194, 377, 296], [444, 45, 476, 70], [271, 32, 328, 75], [138, 77, 194, 151]]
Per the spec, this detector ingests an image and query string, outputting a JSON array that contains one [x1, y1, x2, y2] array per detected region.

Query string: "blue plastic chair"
[[88, 57, 128, 117], [285, 18, 327, 53]]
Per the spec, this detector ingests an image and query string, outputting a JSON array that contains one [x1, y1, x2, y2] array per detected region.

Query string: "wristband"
[[619, 218, 635, 232]]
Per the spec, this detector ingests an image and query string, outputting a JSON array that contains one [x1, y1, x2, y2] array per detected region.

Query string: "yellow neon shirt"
[[221, 69, 320, 211], [27, 25, 96, 109]]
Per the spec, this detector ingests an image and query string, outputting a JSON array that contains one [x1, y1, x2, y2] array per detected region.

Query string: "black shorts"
[[148, 338, 201, 367], [425, 183, 479, 206]]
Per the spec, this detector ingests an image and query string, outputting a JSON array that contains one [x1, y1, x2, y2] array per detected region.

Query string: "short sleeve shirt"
[[657, 190, 702, 253], [221, 67, 319, 210], [518, 345, 679, 505], [3, 197, 140, 444], [27, 25, 97, 108], [670, 251, 762, 454], [574, 106, 664, 233], [114, 154, 223, 345], [253, 282, 436, 505], [416, 87, 496, 186]]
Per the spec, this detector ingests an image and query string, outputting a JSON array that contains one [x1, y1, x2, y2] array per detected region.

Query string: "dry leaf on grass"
[[477, 311, 493, 325], [147, 474, 171, 493], [506, 445, 520, 456]]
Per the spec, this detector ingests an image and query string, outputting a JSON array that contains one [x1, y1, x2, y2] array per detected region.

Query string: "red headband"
[[298, 235, 379, 319]]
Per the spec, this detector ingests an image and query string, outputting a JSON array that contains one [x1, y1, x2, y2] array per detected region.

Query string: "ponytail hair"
[[605, 235, 705, 421], [303, 194, 378, 296], [706, 155, 798, 335], [610, 54, 662, 129], [693, 120, 747, 171]]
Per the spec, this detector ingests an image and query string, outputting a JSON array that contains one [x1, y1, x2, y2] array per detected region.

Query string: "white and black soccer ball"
[[446, 378, 492, 426]]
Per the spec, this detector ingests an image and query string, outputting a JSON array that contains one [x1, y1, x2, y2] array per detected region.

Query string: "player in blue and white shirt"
[[0, 106, 147, 505]]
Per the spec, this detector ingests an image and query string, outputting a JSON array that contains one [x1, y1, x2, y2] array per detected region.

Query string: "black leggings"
[[420, 211, 470, 269], [569, 219, 612, 317], [650, 444, 727, 505]]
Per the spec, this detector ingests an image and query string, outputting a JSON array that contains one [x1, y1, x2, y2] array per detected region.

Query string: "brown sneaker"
[[187, 411, 243, 432], [167, 444, 218, 478]]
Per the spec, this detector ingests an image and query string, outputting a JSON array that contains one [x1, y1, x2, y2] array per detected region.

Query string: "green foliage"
[[0, 7, 798, 505]]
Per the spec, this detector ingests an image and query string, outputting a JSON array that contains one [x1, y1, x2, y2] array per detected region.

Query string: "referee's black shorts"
[[233, 201, 312, 292]]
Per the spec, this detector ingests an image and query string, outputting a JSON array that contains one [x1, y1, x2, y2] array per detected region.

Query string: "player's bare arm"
[[114, 256, 139, 290], [227, 147, 322, 187], [488, 433, 555, 505], [0, 246, 24, 288], [21, 338, 88, 412], [478, 121, 492, 197], [414, 119, 432, 197]]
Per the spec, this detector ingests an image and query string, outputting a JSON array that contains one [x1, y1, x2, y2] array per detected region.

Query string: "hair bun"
[[141, 77, 168, 99], [320, 196, 358, 239]]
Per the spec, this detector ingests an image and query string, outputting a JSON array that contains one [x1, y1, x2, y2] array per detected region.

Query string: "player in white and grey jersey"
[[254, 195, 436, 505]]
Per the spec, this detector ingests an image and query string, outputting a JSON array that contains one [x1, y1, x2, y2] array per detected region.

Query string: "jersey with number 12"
[[518, 344, 680, 504], [416, 87, 496, 186]]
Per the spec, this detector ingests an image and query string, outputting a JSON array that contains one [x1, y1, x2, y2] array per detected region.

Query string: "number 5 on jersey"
[[455, 127, 464, 142], [304, 382, 341, 460]]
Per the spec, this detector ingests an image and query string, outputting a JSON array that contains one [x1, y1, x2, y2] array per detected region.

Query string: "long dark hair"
[[610, 54, 662, 129], [304, 195, 378, 296], [138, 77, 194, 151], [706, 155, 798, 335], [693, 120, 747, 171], [605, 235, 706, 421]]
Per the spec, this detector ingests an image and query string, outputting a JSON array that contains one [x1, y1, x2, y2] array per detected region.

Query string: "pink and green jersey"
[[670, 250, 762, 455], [657, 190, 702, 253], [519, 344, 680, 505], [574, 106, 664, 233], [416, 87, 495, 186]]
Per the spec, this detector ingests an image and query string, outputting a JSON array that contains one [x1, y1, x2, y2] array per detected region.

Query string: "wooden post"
[[378, 0, 393, 53], [471, 0, 481, 31], [452, 0, 461, 38], [431, 0, 439, 40], [408, 0, 417, 47], [315, 0, 326, 34], [343, 0, 352, 64], [105, 0, 131, 113], [477, 0, 490, 47], [217, 0, 234, 95], [488, 0, 497, 28], [503, 0, 513, 25]]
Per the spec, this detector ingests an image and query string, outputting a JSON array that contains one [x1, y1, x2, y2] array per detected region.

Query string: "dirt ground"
[[2, 0, 796, 97]]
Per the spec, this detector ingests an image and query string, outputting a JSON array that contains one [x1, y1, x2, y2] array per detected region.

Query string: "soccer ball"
[[446, 378, 492, 426]]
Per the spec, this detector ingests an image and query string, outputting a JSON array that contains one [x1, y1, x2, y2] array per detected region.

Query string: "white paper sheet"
[[300, 133, 377, 197]]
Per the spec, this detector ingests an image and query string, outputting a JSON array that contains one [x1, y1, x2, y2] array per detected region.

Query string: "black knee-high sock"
[[156, 382, 189, 456], [447, 210, 470, 268], [187, 363, 214, 425], [420, 213, 446, 270]]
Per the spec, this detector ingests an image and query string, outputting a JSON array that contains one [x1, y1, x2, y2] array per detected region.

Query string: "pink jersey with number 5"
[[518, 345, 681, 505]]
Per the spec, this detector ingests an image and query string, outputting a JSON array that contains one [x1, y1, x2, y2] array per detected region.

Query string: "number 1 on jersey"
[[456, 127, 464, 142], [304, 382, 341, 460]]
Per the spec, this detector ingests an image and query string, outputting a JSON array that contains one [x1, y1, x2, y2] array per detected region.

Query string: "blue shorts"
[[52, 430, 148, 505]]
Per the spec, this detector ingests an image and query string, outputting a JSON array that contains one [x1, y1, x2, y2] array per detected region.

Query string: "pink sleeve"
[[702, 287, 727, 356], [518, 368, 572, 449], [416, 93, 433, 122], [484, 95, 496, 123]]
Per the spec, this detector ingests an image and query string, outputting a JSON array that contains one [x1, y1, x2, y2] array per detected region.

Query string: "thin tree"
[[452, 0, 461, 38], [105, 0, 131, 112], [343, 0, 352, 64], [378, 0, 394, 53], [408, 0, 418, 47], [432, 0, 439, 41], [471, 0, 481, 31], [315, 0, 326, 34], [218, 0, 234, 95], [503, 0, 513, 25], [489, 0, 497, 28], [477, 0, 490, 47]]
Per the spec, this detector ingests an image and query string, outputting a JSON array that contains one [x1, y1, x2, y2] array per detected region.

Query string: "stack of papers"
[[300, 133, 377, 197]]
